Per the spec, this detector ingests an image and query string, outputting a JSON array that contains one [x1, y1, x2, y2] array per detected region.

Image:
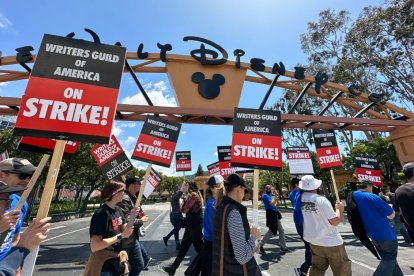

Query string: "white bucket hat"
[[299, 175, 322, 191]]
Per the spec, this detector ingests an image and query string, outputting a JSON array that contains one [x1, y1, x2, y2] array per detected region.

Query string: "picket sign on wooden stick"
[[252, 169, 259, 228], [21, 140, 67, 276], [16, 154, 50, 210], [330, 169, 340, 203]]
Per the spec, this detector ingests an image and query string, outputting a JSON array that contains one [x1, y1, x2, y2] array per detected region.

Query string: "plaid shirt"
[[182, 191, 202, 214]]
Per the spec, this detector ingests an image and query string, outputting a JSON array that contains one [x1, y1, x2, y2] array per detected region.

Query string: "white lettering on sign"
[[319, 154, 341, 164], [136, 143, 171, 159], [243, 126, 269, 133], [106, 160, 131, 180], [357, 174, 381, 183], [233, 145, 279, 160], [93, 139, 121, 164], [220, 167, 237, 175], [288, 152, 310, 159], [53, 67, 100, 81], [177, 163, 191, 169], [149, 130, 169, 139], [22, 98, 110, 126]]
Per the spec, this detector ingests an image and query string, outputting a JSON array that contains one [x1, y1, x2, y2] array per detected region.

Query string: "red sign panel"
[[90, 135, 133, 180], [132, 116, 181, 168], [313, 129, 342, 169], [231, 108, 282, 171], [355, 155, 382, 186], [143, 168, 162, 198], [176, 151, 191, 172], [18, 137, 79, 155], [217, 146, 238, 179], [207, 162, 220, 175], [287, 146, 314, 175], [14, 34, 126, 144]]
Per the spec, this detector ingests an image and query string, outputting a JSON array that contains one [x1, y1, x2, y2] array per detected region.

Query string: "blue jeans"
[[125, 240, 144, 276], [372, 239, 403, 276], [140, 242, 149, 263], [393, 212, 412, 243], [165, 212, 182, 244], [295, 224, 312, 274]]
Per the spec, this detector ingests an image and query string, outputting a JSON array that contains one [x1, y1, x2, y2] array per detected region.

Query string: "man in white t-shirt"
[[300, 175, 351, 276]]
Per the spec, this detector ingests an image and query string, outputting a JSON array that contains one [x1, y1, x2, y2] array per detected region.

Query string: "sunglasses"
[[5, 171, 33, 180]]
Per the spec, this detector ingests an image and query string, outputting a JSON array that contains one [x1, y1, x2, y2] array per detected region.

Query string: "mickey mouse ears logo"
[[192, 72, 225, 99]]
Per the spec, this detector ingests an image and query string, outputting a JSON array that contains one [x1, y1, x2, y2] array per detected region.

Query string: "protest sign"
[[313, 129, 342, 169], [14, 34, 126, 143], [132, 116, 181, 167], [207, 161, 220, 175], [18, 137, 79, 155], [355, 154, 383, 186], [231, 108, 282, 170], [90, 135, 133, 180], [176, 151, 191, 172], [217, 146, 238, 179], [142, 167, 161, 198], [287, 146, 314, 174]]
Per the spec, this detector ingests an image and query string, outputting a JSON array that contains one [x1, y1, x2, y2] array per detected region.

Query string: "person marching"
[[212, 173, 262, 276], [299, 175, 351, 276], [395, 162, 414, 243], [85, 181, 135, 276], [259, 184, 289, 255], [163, 183, 184, 251]]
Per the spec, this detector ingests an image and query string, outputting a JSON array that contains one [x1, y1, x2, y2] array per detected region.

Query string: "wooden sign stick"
[[16, 154, 50, 210], [330, 168, 340, 203], [252, 169, 259, 228], [21, 140, 66, 276]]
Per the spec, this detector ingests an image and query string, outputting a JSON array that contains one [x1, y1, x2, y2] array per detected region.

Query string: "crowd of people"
[[1, 155, 414, 276]]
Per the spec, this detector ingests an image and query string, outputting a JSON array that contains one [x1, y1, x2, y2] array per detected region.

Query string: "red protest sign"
[[217, 146, 238, 179], [132, 116, 181, 167], [90, 135, 133, 180], [18, 137, 79, 155], [231, 108, 282, 171], [14, 34, 126, 144], [287, 146, 314, 174], [207, 161, 220, 175], [176, 151, 191, 172], [355, 155, 383, 186], [143, 168, 161, 198], [313, 129, 342, 169]]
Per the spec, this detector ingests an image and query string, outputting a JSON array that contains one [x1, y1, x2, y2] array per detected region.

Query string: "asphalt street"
[[32, 202, 414, 276]]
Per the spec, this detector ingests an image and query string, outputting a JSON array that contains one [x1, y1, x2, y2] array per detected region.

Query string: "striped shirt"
[[227, 209, 256, 264]]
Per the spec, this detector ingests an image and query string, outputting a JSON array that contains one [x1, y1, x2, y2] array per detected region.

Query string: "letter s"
[[136, 143, 143, 152], [23, 98, 39, 117], [233, 145, 240, 156]]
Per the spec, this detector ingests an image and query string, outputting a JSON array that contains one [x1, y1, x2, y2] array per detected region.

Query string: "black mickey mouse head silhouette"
[[192, 72, 225, 99]]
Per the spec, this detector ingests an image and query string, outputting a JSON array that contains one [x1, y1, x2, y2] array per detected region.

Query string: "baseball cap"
[[0, 158, 36, 174], [403, 162, 414, 173], [0, 181, 26, 194], [207, 175, 224, 186], [225, 173, 246, 188], [125, 176, 143, 186], [299, 175, 322, 191]]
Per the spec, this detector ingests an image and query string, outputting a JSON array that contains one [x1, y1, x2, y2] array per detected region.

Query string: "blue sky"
[[0, 0, 385, 175]]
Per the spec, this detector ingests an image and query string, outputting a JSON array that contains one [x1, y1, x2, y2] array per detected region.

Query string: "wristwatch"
[[116, 233, 122, 241]]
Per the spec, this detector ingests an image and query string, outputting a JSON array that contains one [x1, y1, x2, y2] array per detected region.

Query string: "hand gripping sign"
[[132, 116, 181, 167], [176, 151, 192, 172], [231, 108, 282, 171], [313, 129, 342, 169], [14, 34, 127, 144], [90, 135, 133, 180], [355, 154, 383, 186]]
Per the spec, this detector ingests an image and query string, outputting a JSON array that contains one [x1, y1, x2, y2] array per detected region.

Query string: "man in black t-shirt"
[[395, 162, 414, 243]]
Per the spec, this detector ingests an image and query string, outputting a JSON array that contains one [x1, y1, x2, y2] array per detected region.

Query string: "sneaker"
[[294, 268, 302, 276], [143, 257, 153, 270], [259, 246, 266, 254], [280, 247, 290, 253], [158, 264, 175, 276], [163, 236, 168, 247]]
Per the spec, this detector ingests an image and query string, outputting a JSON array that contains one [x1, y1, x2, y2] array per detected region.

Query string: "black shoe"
[[259, 246, 266, 254], [158, 264, 175, 275], [163, 236, 168, 247], [143, 257, 153, 270], [176, 243, 180, 251]]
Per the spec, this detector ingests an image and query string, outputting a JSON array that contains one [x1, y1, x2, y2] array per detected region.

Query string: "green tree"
[[195, 164, 205, 176]]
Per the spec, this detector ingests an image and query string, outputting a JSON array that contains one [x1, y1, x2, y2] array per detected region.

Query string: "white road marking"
[[145, 210, 167, 229], [350, 258, 376, 271], [44, 227, 89, 242], [50, 226, 66, 230]]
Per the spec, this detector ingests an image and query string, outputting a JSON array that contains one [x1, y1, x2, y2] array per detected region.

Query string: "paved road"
[[32, 202, 414, 276]]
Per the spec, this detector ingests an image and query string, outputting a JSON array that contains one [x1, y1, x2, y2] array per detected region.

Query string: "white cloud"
[[119, 122, 137, 128], [112, 123, 123, 137], [122, 136, 136, 147], [214, 151, 218, 156], [0, 13, 11, 29], [121, 80, 177, 107], [181, 130, 187, 135], [129, 160, 177, 177], [0, 82, 8, 87]]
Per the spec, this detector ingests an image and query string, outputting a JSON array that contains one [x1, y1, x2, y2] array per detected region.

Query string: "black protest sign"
[[287, 146, 314, 174], [217, 146, 238, 178], [14, 34, 126, 144], [132, 116, 181, 167], [176, 151, 191, 172], [231, 108, 282, 170], [355, 155, 382, 186], [313, 129, 342, 169]]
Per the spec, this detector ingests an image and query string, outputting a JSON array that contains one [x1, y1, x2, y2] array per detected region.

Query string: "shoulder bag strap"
[[219, 204, 230, 276]]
